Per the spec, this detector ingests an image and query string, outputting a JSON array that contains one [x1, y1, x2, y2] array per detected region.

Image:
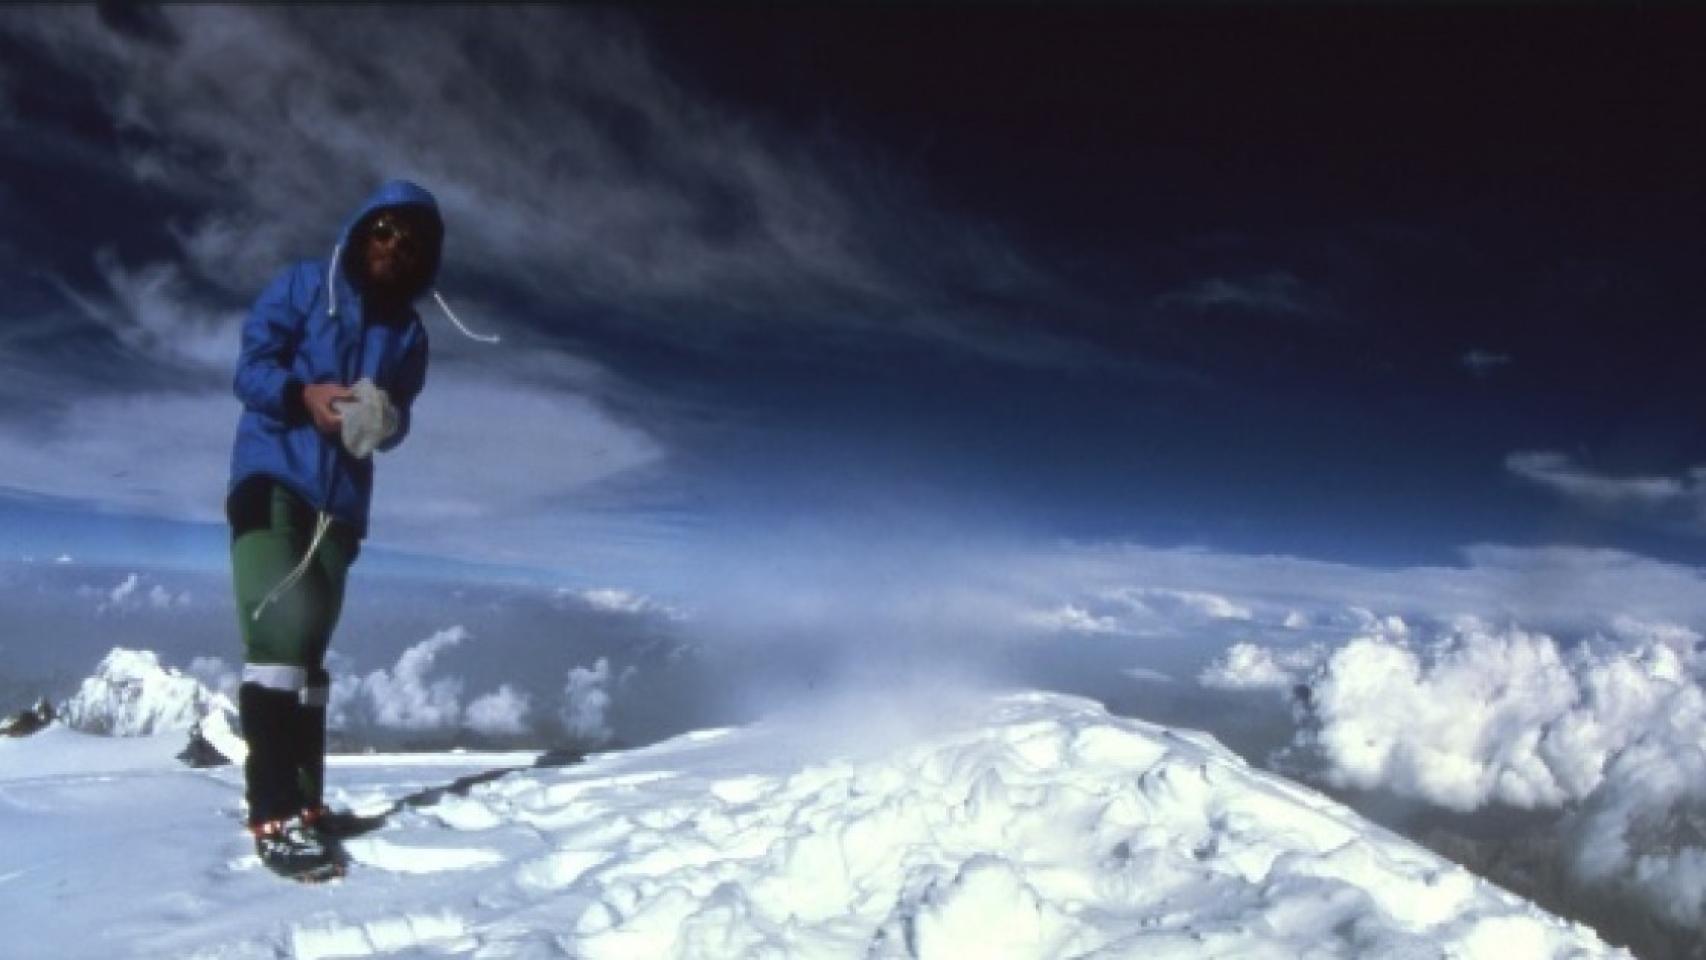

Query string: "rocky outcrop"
[[0, 697, 55, 738]]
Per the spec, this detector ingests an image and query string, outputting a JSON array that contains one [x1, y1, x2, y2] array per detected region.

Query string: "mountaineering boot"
[[291, 672, 381, 838], [301, 802, 384, 840], [251, 815, 342, 882], [294, 674, 329, 818], [239, 682, 304, 825]]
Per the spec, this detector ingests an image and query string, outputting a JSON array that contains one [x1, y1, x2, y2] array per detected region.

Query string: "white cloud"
[[147, 584, 188, 609], [0, 391, 232, 523], [1506, 451, 1706, 524], [54, 253, 243, 376], [329, 626, 562, 738], [1287, 620, 1706, 813], [4, 7, 1040, 350], [188, 655, 239, 701], [0, 359, 666, 563], [1117, 587, 1253, 622], [1565, 724, 1706, 934], [1017, 586, 1259, 642], [1460, 349, 1511, 377], [77, 572, 193, 614], [332, 627, 469, 733], [1199, 641, 1325, 690], [1024, 603, 1125, 636], [569, 587, 683, 620], [561, 657, 614, 745], [1014, 540, 1706, 634], [1154, 271, 1310, 316], [465, 684, 533, 737], [374, 369, 664, 525]]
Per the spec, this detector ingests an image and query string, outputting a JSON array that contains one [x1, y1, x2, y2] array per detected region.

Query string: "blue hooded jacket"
[[228, 180, 439, 539]]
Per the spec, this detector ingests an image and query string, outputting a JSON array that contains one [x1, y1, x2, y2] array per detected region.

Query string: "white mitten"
[[336, 378, 398, 459]]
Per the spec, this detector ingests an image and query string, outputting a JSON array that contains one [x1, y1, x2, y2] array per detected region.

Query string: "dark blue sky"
[[2, 5, 1705, 582], [629, 6, 1706, 564]]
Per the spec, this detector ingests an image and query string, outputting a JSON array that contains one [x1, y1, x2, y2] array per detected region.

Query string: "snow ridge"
[[0, 689, 1625, 958], [325, 692, 1615, 958]]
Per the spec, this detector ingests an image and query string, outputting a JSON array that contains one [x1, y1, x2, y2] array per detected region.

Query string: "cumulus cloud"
[[561, 657, 614, 744], [329, 626, 591, 741], [1285, 619, 1706, 813], [1199, 641, 1326, 690], [1222, 612, 1706, 938], [568, 587, 685, 621], [1564, 727, 1706, 934], [78, 572, 193, 613], [465, 684, 533, 737], [332, 627, 471, 733], [146, 584, 188, 609]]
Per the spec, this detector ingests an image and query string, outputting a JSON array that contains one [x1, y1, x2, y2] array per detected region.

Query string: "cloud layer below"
[[1204, 616, 1706, 939]]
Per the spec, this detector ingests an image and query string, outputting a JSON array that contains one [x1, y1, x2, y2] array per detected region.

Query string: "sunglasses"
[[366, 213, 433, 249]]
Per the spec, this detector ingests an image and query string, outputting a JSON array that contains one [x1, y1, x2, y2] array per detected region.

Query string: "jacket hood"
[[333, 179, 444, 307]]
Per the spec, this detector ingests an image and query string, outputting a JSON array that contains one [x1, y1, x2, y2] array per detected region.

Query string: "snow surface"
[[0, 691, 1623, 959]]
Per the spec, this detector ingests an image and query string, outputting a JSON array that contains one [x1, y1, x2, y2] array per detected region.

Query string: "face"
[[361, 209, 435, 292]]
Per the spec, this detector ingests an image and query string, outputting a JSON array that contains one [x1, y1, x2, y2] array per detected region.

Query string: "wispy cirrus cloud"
[[0, 6, 1061, 356], [1154, 271, 1313, 317], [0, 5, 1091, 563], [1460, 348, 1512, 377], [1506, 450, 1706, 529]]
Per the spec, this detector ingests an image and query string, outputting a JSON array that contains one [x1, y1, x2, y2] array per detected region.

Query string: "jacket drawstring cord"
[[251, 511, 333, 622], [326, 242, 343, 317], [432, 290, 501, 343]]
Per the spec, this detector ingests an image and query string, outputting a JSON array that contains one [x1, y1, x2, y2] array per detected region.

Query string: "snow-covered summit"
[[59, 647, 230, 736], [0, 688, 1623, 958]]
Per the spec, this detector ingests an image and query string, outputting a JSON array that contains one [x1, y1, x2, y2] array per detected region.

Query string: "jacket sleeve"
[[379, 330, 428, 452], [233, 264, 310, 420]]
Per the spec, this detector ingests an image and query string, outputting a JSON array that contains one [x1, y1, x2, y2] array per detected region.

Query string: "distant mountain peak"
[[61, 647, 230, 737]]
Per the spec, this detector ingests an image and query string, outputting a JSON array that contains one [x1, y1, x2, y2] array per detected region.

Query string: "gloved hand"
[[334, 378, 398, 459]]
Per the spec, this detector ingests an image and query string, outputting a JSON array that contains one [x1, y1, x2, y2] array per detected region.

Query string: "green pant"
[[231, 484, 356, 679], [230, 482, 357, 823]]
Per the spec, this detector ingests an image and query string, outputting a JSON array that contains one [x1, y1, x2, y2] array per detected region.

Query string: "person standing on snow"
[[226, 180, 441, 879]]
